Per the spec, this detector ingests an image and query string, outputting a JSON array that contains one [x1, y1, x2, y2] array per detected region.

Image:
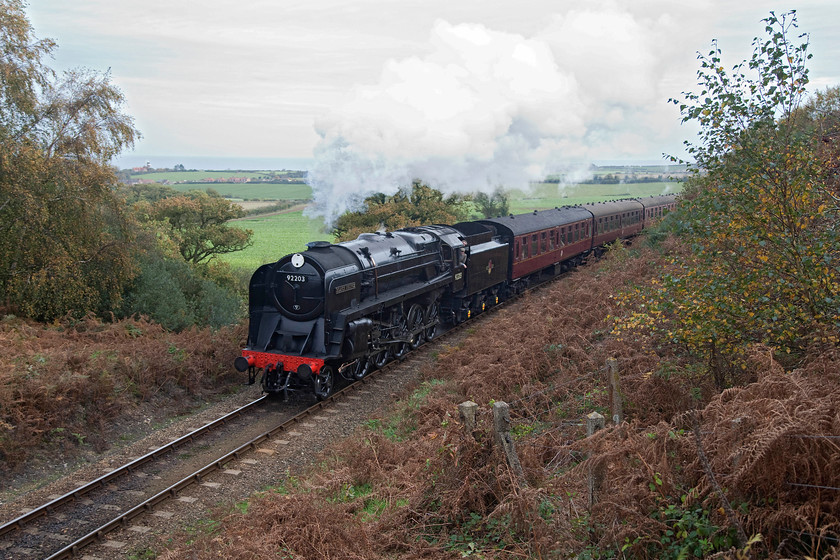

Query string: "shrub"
[[120, 251, 242, 330]]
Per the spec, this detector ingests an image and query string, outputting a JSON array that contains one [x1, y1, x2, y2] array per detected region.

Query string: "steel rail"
[[0, 395, 268, 538], [43, 376, 376, 559]]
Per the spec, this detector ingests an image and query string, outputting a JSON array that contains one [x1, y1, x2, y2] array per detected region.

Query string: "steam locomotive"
[[234, 194, 676, 399]]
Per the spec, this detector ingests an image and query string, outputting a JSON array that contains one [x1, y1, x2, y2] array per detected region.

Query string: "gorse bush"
[[120, 252, 242, 331]]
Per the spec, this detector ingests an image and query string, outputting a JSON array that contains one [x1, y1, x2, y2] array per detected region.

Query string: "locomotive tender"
[[234, 194, 676, 399]]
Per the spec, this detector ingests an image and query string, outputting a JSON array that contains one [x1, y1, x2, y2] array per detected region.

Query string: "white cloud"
[[23, 0, 840, 176]]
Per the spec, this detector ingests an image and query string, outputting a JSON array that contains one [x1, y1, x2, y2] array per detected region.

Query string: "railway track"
[[0, 337, 432, 559], [0, 393, 290, 559], [0, 271, 564, 559]]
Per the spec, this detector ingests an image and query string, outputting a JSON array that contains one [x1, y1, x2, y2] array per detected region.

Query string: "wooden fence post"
[[606, 358, 623, 425], [586, 411, 605, 508], [492, 401, 526, 484], [458, 401, 478, 438]]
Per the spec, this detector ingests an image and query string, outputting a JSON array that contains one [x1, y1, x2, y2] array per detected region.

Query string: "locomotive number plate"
[[335, 282, 356, 294], [286, 274, 307, 283]]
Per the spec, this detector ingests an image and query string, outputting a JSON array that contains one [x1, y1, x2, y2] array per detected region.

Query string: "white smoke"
[[307, 6, 688, 226]]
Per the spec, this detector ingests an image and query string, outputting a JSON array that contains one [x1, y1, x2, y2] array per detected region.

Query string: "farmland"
[[158, 182, 312, 200], [218, 178, 682, 272], [220, 210, 331, 270], [508, 181, 678, 213], [128, 164, 683, 272]]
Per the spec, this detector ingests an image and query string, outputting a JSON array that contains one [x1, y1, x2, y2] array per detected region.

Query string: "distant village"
[[121, 162, 307, 185]]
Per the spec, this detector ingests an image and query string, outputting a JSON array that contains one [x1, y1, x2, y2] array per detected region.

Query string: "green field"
[[132, 170, 293, 182], [221, 211, 332, 271], [220, 181, 682, 272], [508, 182, 680, 213], [166, 182, 312, 200]]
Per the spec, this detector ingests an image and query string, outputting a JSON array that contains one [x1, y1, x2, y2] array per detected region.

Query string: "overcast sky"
[[26, 1, 839, 159], [24, 1, 840, 218]]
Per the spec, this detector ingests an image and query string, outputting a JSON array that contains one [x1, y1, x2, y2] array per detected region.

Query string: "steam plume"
[[307, 6, 687, 226]]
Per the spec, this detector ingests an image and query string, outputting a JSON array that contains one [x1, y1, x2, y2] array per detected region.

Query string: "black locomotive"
[[234, 194, 676, 399]]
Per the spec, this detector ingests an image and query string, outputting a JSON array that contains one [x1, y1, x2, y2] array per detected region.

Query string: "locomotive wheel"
[[425, 301, 439, 340], [373, 347, 392, 368], [313, 365, 334, 400], [352, 355, 373, 379], [394, 340, 409, 359], [392, 307, 409, 358], [407, 304, 425, 350]]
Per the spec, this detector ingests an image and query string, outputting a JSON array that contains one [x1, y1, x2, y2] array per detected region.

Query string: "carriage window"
[[531, 234, 538, 255], [514, 240, 520, 261], [541, 232, 547, 252], [549, 230, 555, 250], [523, 237, 529, 258]]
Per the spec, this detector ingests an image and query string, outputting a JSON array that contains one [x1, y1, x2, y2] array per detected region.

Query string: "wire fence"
[[460, 357, 840, 549]]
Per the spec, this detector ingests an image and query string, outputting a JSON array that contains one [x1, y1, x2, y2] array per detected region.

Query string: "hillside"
[[149, 235, 840, 559]]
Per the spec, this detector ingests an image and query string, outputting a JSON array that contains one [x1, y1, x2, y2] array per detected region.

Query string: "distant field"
[[131, 170, 299, 182], [148, 182, 312, 200], [508, 182, 681, 213], [220, 211, 332, 271]]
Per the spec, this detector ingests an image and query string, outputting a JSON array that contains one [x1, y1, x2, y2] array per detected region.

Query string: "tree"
[[473, 187, 510, 218], [143, 190, 253, 264], [0, 0, 140, 320], [799, 86, 840, 204], [332, 181, 470, 241], [614, 12, 840, 384]]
